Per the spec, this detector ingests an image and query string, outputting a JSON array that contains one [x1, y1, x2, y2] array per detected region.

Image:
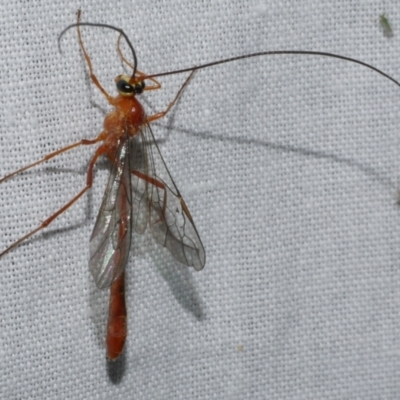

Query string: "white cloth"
[[1, 1, 400, 399]]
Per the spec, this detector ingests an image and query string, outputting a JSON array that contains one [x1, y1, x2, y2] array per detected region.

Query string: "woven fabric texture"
[[1, 1, 400, 399]]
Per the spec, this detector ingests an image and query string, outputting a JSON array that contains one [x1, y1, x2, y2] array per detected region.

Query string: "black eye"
[[116, 79, 134, 94], [133, 80, 145, 94]]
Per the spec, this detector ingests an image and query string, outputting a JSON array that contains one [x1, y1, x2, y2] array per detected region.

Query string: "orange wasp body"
[[1, 13, 400, 360], [0, 14, 205, 360], [69, 17, 205, 360]]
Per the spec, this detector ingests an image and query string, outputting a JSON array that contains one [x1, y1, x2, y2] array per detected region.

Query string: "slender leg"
[[76, 10, 113, 103], [146, 70, 195, 123], [136, 70, 162, 91], [0, 144, 108, 258], [133, 72, 197, 222], [0, 136, 103, 184]]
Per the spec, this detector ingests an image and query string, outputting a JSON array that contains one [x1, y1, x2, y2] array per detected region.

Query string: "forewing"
[[130, 130, 150, 234], [89, 139, 132, 289], [130, 124, 205, 270]]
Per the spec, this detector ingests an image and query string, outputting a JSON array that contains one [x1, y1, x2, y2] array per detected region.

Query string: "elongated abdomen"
[[106, 271, 127, 360]]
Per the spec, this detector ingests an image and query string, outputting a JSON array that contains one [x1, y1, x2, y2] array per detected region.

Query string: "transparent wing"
[[130, 123, 205, 270], [89, 139, 132, 289]]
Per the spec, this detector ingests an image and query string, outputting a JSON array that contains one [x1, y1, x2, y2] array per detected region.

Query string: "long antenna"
[[58, 20, 400, 90], [58, 22, 138, 78], [145, 50, 400, 89]]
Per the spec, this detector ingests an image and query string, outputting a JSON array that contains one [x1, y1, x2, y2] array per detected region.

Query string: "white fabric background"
[[1, 1, 400, 399]]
